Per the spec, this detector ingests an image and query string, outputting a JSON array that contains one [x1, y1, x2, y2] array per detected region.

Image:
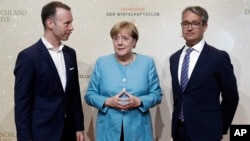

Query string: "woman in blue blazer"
[[85, 21, 162, 141]]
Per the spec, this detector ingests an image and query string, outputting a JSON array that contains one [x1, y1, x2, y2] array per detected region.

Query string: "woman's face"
[[112, 28, 136, 57]]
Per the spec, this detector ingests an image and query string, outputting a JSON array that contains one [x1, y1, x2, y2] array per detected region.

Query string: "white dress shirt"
[[41, 37, 66, 91], [178, 39, 205, 84]]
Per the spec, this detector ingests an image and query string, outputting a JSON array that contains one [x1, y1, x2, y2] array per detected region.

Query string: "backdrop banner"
[[1, 0, 249, 141]]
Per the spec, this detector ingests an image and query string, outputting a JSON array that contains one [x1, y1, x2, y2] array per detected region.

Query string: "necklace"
[[115, 53, 135, 66]]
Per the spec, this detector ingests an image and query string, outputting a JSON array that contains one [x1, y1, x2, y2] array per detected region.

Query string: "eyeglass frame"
[[180, 21, 205, 29]]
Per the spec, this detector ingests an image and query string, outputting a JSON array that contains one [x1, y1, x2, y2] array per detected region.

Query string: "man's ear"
[[203, 23, 208, 32], [46, 18, 54, 30]]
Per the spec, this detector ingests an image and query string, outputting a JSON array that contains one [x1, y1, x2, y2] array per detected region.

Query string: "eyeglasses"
[[181, 22, 201, 29]]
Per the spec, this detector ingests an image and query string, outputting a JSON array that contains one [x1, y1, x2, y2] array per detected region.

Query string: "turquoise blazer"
[[85, 53, 162, 141]]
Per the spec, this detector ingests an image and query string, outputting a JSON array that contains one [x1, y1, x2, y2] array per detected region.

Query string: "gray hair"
[[182, 6, 209, 24]]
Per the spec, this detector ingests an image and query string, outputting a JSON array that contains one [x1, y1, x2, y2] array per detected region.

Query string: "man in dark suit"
[[14, 1, 84, 141], [170, 6, 239, 141]]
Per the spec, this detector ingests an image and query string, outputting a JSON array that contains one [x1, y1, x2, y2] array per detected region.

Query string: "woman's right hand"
[[104, 91, 127, 110]]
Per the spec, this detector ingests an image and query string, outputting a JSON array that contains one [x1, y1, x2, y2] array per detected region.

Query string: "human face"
[[112, 29, 136, 58], [49, 8, 73, 41], [181, 11, 207, 47]]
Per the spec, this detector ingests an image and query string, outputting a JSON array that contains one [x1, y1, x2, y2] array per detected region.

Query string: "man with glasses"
[[169, 6, 239, 141]]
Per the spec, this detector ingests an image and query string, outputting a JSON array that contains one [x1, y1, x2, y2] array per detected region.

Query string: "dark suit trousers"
[[60, 117, 76, 141], [174, 120, 221, 141], [174, 120, 192, 141]]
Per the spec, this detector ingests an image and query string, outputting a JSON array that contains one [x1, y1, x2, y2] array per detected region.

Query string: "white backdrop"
[[1, 0, 250, 140]]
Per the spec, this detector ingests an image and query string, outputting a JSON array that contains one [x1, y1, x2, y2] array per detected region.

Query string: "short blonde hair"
[[110, 21, 139, 42]]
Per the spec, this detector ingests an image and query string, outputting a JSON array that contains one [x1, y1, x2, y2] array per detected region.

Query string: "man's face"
[[50, 8, 74, 41], [181, 10, 207, 47]]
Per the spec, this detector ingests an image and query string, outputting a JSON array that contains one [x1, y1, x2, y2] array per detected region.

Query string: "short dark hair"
[[182, 6, 209, 24], [41, 1, 71, 28]]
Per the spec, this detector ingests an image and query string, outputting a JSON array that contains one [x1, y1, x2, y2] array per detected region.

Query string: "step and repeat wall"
[[1, 0, 249, 140]]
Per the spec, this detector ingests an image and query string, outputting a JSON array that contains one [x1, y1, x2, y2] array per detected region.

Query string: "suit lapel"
[[173, 47, 184, 92], [186, 43, 209, 90], [62, 47, 71, 91], [37, 40, 65, 92]]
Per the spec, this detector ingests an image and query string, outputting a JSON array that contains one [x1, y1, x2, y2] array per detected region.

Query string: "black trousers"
[[60, 117, 76, 141], [174, 120, 221, 141], [173, 120, 192, 141]]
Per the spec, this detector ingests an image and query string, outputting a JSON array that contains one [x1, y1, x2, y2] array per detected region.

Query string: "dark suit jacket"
[[170, 43, 239, 141], [14, 39, 84, 141]]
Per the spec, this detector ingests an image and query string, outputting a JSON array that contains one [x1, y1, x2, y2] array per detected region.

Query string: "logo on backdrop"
[[77, 60, 92, 92], [78, 61, 92, 80], [0, 9, 27, 23], [230, 125, 250, 141], [106, 7, 160, 17]]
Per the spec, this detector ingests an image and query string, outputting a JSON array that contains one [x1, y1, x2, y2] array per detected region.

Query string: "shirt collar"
[[184, 39, 205, 53], [41, 37, 64, 51]]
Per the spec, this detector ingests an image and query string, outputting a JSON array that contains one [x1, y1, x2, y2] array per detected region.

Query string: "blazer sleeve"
[[14, 51, 34, 141], [217, 52, 239, 134], [138, 58, 163, 112], [84, 60, 108, 113], [70, 50, 85, 131]]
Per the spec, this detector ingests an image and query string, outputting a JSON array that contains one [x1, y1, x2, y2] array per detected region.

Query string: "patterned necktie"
[[180, 48, 193, 92], [179, 48, 193, 121]]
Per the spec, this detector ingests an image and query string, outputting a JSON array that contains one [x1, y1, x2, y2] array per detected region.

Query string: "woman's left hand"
[[122, 91, 141, 109]]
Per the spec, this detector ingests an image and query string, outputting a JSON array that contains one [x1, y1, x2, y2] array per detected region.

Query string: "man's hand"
[[76, 131, 84, 141]]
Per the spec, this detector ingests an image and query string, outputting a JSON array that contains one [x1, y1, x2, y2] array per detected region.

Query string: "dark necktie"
[[179, 48, 193, 121]]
